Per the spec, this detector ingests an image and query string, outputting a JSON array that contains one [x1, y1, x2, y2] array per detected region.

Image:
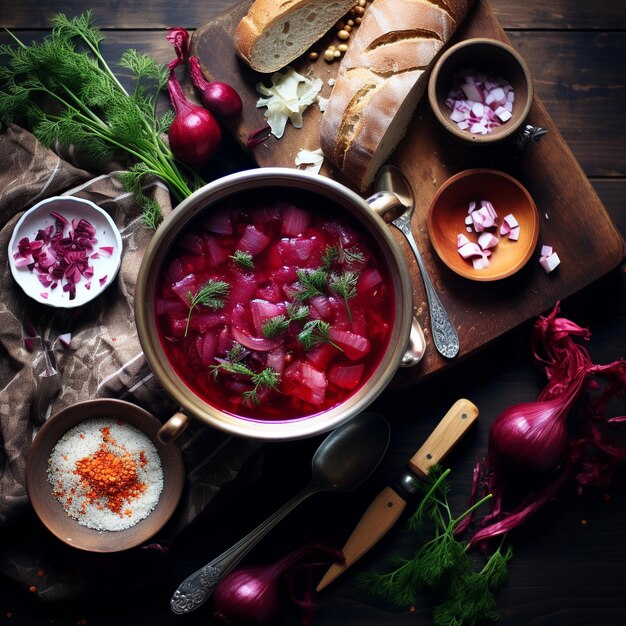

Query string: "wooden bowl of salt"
[[27, 399, 184, 552]]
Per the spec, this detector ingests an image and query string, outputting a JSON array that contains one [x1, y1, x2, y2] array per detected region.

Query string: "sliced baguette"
[[320, 0, 475, 191], [234, 0, 358, 74]]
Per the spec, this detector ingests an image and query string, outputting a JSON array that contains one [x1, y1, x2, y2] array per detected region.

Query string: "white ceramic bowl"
[[8, 196, 123, 308]]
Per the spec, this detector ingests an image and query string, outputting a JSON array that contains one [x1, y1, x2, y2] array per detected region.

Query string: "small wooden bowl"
[[427, 169, 539, 281], [428, 38, 533, 144], [27, 399, 185, 552]]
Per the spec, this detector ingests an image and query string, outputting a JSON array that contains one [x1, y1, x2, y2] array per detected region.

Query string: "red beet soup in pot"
[[153, 188, 395, 421]]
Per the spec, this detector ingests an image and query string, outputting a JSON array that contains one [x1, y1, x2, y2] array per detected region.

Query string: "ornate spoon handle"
[[393, 215, 460, 359], [170, 485, 318, 614]]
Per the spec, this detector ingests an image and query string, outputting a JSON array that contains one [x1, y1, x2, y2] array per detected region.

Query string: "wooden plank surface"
[[0, 3, 624, 626], [190, 0, 625, 385], [2, 0, 626, 30]]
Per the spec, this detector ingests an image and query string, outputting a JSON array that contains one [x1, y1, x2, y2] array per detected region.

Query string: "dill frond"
[[185, 280, 230, 336], [263, 315, 290, 338], [230, 250, 254, 269], [297, 319, 341, 352], [293, 267, 328, 302], [140, 199, 163, 230], [358, 467, 510, 625]]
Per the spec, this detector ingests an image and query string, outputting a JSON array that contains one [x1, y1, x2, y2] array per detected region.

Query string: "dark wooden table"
[[1, 2, 624, 625]]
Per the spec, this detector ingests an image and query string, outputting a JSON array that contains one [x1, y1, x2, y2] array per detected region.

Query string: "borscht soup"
[[154, 189, 395, 421]]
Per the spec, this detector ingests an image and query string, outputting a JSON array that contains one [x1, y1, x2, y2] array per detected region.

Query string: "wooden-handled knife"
[[316, 398, 478, 591]]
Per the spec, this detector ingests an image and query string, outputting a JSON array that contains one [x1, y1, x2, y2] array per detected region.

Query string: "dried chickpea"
[[324, 49, 335, 62], [354, 16, 363, 24], [334, 50, 341, 58], [337, 29, 350, 40], [338, 44, 348, 52]]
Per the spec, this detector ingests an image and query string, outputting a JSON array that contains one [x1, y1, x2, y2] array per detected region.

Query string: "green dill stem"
[[454, 493, 493, 533], [410, 467, 452, 530], [41, 104, 191, 201]]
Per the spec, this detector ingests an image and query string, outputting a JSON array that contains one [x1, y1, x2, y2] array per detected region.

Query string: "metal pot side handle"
[[366, 190, 404, 222], [158, 411, 190, 444], [402, 318, 426, 367], [366, 190, 425, 367]]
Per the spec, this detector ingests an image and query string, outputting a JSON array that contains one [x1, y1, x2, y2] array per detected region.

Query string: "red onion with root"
[[459, 303, 625, 548], [213, 543, 343, 625], [188, 56, 243, 118], [166, 70, 221, 168]]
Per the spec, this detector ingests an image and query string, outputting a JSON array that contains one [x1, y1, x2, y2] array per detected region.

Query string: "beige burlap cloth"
[[0, 124, 261, 601]]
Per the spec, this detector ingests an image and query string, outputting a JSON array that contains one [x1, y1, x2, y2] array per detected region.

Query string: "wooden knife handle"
[[316, 486, 406, 592], [408, 398, 478, 479]]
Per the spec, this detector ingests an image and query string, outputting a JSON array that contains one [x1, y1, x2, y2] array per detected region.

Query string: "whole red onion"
[[166, 70, 221, 168], [214, 564, 282, 625], [213, 543, 343, 625], [488, 397, 571, 475], [189, 56, 243, 118]]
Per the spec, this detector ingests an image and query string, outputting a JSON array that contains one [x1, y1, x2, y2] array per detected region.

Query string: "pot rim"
[[135, 168, 413, 441]]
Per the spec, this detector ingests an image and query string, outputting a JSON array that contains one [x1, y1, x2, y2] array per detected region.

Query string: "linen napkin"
[[0, 124, 261, 602]]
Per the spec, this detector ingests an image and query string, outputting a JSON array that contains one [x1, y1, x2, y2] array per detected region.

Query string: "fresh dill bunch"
[[185, 279, 230, 336], [329, 270, 358, 321], [433, 542, 513, 626], [297, 319, 341, 352], [358, 466, 511, 626], [293, 268, 328, 302], [230, 250, 255, 269], [0, 11, 202, 223]]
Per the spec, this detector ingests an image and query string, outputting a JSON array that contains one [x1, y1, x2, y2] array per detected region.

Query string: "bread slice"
[[234, 0, 358, 74], [320, 0, 475, 191]]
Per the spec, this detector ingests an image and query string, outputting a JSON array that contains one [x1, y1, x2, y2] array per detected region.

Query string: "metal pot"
[[135, 168, 417, 442]]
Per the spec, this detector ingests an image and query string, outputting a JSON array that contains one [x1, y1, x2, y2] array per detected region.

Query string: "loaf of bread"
[[320, 0, 475, 191], [234, 0, 358, 74]]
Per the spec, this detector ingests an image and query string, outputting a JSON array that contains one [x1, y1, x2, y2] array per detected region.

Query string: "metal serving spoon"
[[170, 412, 391, 614], [375, 165, 460, 359]]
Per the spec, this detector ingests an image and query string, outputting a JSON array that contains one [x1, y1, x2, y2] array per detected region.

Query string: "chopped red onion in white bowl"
[[8, 196, 122, 308]]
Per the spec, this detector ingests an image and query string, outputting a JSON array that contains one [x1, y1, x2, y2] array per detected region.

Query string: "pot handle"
[[366, 190, 404, 221], [158, 411, 190, 444], [366, 190, 425, 367], [401, 317, 426, 367]]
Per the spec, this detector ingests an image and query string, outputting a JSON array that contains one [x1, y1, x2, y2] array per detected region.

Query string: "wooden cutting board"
[[191, 0, 625, 386]]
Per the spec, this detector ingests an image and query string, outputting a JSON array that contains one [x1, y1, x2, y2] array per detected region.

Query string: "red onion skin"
[[166, 71, 221, 168], [214, 566, 282, 625], [189, 56, 243, 118], [212, 543, 344, 625], [166, 27, 190, 69], [488, 399, 570, 476]]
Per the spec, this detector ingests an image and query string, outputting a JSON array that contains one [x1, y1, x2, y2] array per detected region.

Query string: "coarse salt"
[[47, 418, 163, 532]]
